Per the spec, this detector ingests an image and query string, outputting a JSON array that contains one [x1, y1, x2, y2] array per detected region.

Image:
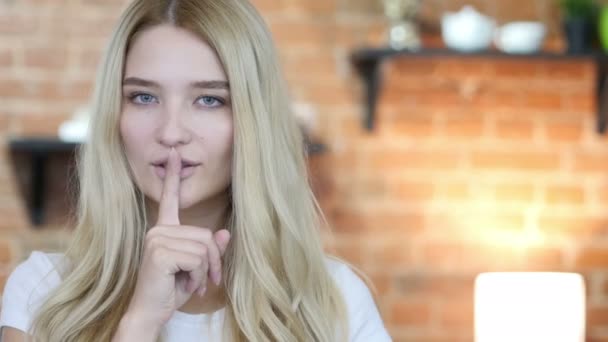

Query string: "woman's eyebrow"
[[122, 77, 160, 88], [191, 80, 229, 90], [122, 77, 229, 90]]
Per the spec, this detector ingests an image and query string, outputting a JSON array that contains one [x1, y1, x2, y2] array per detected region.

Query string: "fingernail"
[[215, 272, 221, 286], [199, 287, 207, 297]]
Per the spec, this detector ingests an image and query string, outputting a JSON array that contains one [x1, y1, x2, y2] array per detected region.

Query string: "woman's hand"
[[124, 148, 231, 330]]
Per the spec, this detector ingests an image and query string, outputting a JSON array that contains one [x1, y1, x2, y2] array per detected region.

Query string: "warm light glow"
[[475, 272, 585, 342]]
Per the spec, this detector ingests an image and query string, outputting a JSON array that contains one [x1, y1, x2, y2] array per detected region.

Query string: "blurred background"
[[2, 0, 608, 341]]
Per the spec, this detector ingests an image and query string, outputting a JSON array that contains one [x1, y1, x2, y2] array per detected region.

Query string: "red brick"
[[442, 114, 485, 138], [437, 299, 474, 330], [521, 247, 565, 270], [494, 118, 535, 140], [538, 215, 608, 237], [250, 0, 286, 13], [0, 112, 10, 132], [588, 305, 608, 329], [565, 92, 595, 112], [588, 336, 608, 342], [0, 49, 13, 67], [368, 149, 460, 171], [0, 15, 39, 35], [337, 114, 367, 137], [538, 60, 594, 80], [420, 242, 463, 269], [410, 88, 465, 108], [494, 182, 535, 203], [437, 182, 470, 201], [17, 113, 72, 136], [387, 58, 437, 78], [488, 89, 524, 109], [22, 0, 53, 4], [544, 121, 584, 142], [332, 244, 364, 265], [575, 248, 608, 270], [389, 300, 432, 327], [381, 114, 434, 138], [522, 90, 566, 111], [24, 47, 69, 69], [471, 150, 560, 171], [3, 80, 94, 101], [284, 53, 337, 80], [492, 59, 542, 80], [433, 58, 493, 79], [354, 177, 390, 201], [77, 47, 103, 71], [302, 80, 356, 106], [394, 273, 475, 298], [53, 16, 117, 38], [545, 185, 585, 206], [284, 0, 336, 16], [0, 79, 28, 98], [327, 207, 425, 236], [0, 206, 28, 230], [339, 0, 382, 14], [391, 180, 435, 202], [269, 19, 331, 49], [327, 150, 358, 174], [429, 211, 525, 234], [494, 0, 546, 22], [574, 152, 608, 173], [369, 242, 415, 265], [0, 239, 14, 264], [367, 273, 393, 298], [599, 186, 608, 207], [422, 240, 527, 271], [603, 278, 608, 298], [79, 0, 127, 5], [363, 23, 387, 47]]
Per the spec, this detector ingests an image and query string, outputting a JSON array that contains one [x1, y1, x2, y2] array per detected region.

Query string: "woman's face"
[[120, 24, 233, 210]]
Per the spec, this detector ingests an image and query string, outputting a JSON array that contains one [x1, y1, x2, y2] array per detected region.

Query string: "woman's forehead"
[[124, 24, 227, 86]]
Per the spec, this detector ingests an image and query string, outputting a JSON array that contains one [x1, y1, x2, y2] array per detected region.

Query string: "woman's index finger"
[[157, 148, 182, 226]]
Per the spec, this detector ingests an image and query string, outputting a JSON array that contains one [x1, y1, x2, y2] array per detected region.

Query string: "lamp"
[[475, 272, 585, 342]]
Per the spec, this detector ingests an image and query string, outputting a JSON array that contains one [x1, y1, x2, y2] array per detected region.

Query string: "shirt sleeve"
[[0, 251, 61, 333], [331, 260, 393, 341]]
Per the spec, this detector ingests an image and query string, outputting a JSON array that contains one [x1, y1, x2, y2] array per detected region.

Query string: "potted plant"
[[559, 0, 598, 53]]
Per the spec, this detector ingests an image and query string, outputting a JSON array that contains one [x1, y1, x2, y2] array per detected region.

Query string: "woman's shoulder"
[[0, 251, 67, 333], [324, 256, 377, 305], [5, 250, 66, 288]]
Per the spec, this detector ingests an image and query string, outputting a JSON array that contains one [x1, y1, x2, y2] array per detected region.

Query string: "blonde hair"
[[30, 0, 349, 341]]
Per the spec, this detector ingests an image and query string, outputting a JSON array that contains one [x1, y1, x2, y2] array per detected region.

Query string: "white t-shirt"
[[0, 251, 392, 341]]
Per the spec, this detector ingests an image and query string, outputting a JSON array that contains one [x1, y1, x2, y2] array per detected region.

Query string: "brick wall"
[[2, 0, 608, 341]]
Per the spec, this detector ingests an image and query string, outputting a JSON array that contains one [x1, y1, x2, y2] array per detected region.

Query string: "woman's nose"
[[157, 108, 192, 147]]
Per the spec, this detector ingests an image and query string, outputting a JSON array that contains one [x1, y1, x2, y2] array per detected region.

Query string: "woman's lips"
[[153, 164, 199, 179]]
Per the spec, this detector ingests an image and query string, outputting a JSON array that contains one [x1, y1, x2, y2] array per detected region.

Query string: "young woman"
[[0, 0, 391, 341]]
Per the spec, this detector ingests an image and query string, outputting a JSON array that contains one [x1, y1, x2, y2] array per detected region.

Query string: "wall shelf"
[[9, 137, 325, 226], [350, 47, 608, 133]]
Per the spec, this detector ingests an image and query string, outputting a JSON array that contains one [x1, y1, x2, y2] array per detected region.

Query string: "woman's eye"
[[129, 93, 158, 105], [197, 96, 224, 107]]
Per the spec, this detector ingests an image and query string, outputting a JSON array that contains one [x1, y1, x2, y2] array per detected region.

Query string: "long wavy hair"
[[30, 0, 349, 341]]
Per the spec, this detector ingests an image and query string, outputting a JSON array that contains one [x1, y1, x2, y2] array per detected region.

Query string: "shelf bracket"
[[353, 56, 382, 131]]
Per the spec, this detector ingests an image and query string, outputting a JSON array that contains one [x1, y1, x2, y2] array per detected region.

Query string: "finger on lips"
[[157, 148, 182, 226]]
